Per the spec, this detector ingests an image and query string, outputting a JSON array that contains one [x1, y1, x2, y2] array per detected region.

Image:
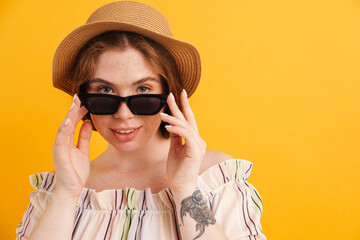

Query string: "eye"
[[137, 86, 150, 93], [98, 86, 113, 94]]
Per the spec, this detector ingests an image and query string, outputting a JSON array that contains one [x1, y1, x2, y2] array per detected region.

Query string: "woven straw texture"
[[52, 1, 201, 97]]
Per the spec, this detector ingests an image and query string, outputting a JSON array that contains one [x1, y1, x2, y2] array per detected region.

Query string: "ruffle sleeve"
[[197, 159, 267, 240], [15, 172, 55, 239]]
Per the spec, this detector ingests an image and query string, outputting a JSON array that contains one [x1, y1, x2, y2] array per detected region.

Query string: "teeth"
[[116, 129, 135, 134]]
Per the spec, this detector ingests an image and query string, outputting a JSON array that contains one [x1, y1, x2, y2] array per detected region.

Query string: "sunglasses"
[[78, 93, 168, 115]]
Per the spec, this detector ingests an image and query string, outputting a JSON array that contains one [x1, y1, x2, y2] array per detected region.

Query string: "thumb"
[[77, 120, 93, 152]]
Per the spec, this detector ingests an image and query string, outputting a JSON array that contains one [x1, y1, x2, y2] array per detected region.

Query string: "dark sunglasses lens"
[[130, 96, 163, 115], [86, 96, 118, 114]]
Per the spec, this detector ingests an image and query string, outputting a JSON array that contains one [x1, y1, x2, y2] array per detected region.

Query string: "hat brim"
[[53, 21, 201, 97]]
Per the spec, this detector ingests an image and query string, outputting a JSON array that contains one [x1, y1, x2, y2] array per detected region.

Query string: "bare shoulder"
[[200, 150, 233, 174]]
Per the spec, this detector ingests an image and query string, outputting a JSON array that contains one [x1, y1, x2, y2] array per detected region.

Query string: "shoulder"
[[200, 150, 233, 174]]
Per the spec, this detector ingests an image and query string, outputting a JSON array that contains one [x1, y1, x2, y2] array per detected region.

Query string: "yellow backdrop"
[[1, 0, 359, 239]]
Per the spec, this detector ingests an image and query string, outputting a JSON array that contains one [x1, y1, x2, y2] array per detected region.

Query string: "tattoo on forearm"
[[180, 190, 216, 239]]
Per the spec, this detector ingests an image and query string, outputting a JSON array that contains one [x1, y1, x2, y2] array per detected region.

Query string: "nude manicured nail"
[[160, 112, 169, 117], [170, 92, 175, 100], [64, 118, 70, 126], [183, 89, 187, 97], [165, 125, 173, 128], [73, 94, 77, 102]]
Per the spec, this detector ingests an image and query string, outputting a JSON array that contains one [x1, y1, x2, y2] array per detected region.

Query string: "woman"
[[16, 1, 266, 240]]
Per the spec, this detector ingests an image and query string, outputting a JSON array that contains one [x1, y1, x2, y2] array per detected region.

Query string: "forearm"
[[28, 190, 78, 240], [172, 188, 228, 240]]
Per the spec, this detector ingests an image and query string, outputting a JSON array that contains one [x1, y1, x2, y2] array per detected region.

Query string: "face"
[[87, 47, 165, 152]]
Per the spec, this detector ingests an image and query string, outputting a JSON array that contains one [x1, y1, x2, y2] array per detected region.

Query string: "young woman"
[[16, 1, 266, 240]]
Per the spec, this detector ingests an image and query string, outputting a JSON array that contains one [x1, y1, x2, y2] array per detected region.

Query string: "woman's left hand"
[[160, 89, 206, 194]]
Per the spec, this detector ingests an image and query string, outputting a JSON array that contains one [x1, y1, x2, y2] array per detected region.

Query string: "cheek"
[[90, 115, 162, 130], [144, 115, 162, 131], [90, 115, 108, 131]]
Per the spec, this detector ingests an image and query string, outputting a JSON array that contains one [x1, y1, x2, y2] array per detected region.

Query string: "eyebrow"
[[88, 77, 160, 86], [88, 78, 115, 86], [132, 77, 160, 86]]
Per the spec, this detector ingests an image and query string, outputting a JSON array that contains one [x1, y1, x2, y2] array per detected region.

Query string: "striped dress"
[[15, 159, 267, 240]]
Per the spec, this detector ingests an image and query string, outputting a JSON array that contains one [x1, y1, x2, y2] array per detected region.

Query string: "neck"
[[96, 131, 170, 172]]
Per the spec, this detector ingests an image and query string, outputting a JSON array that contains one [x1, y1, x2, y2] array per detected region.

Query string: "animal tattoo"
[[180, 190, 216, 239]]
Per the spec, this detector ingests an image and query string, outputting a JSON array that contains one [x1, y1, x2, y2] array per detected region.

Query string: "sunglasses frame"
[[78, 93, 168, 115]]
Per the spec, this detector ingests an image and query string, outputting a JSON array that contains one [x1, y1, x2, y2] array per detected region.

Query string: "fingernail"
[[165, 125, 173, 128], [170, 93, 175, 100], [70, 102, 75, 111], [64, 118, 70, 126], [160, 112, 169, 117], [183, 89, 187, 97], [73, 94, 77, 102]]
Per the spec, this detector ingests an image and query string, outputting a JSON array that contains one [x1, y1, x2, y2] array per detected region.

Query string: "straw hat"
[[52, 1, 201, 97]]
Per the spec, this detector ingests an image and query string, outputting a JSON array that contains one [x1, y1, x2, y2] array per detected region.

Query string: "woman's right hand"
[[52, 94, 93, 199]]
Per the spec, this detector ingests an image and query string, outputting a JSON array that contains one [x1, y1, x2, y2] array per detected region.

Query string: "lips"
[[115, 129, 135, 134], [111, 126, 141, 142]]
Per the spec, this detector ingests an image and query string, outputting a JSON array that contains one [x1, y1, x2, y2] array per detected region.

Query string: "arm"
[[160, 90, 228, 240], [25, 95, 92, 240], [172, 188, 228, 240], [174, 161, 266, 240], [27, 191, 78, 240]]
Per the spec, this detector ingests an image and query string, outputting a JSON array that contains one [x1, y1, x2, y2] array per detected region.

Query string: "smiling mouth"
[[111, 127, 141, 142], [115, 129, 136, 134]]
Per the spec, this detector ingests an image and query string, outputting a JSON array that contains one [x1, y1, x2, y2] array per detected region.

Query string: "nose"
[[113, 102, 134, 120]]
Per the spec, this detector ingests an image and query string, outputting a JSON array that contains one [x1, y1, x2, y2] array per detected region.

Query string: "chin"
[[107, 136, 144, 153], [110, 140, 145, 152]]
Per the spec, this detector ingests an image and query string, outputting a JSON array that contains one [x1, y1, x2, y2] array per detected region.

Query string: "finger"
[[70, 97, 88, 130], [65, 95, 88, 126], [160, 112, 190, 129], [167, 93, 186, 120], [58, 95, 79, 132], [180, 89, 199, 133], [55, 116, 74, 146], [55, 95, 88, 145], [69, 104, 87, 146], [77, 120, 93, 152], [165, 125, 198, 147], [74, 106, 89, 124], [161, 112, 200, 146], [72, 105, 89, 145]]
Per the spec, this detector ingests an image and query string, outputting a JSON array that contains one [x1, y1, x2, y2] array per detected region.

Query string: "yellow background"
[[1, 0, 359, 239]]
